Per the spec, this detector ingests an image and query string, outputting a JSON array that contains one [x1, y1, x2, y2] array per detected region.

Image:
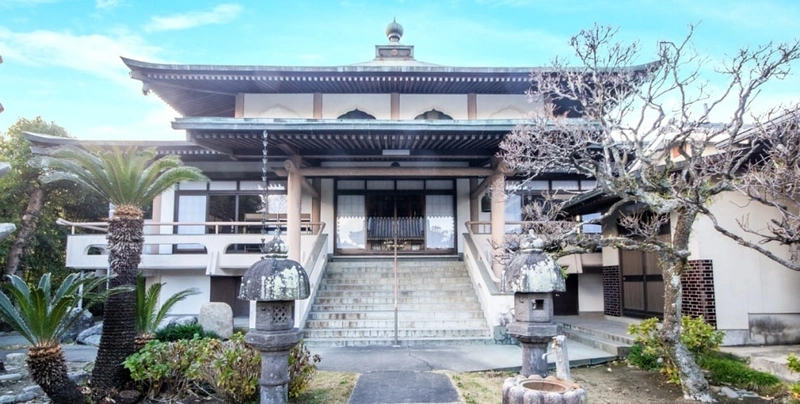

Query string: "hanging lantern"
[[481, 193, 492, 212]]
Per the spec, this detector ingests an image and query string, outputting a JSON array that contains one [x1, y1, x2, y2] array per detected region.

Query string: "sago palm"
[[135, 274, 199, 349], [39, 146, 207, 392], [0, 273, 108, 404]]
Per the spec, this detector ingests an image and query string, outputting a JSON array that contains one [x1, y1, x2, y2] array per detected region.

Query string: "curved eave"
[[173, 117, 599, 164], [122, 57, 660, 117], [23, 132, 222, 161]]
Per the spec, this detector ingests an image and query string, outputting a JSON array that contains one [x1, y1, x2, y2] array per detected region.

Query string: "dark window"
[[338, 109, 376, 119], [414, 109, 453, 120]]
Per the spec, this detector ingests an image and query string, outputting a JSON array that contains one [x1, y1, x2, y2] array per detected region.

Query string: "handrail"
[[56, 218, 326, 235], [462, 232, 502, 290], [464, 220, 577, 235]]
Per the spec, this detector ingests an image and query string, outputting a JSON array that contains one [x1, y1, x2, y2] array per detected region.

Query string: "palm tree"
[[39, 146, 207, 392], [0, 273, 108, 403], [135, 274, 200, 349]]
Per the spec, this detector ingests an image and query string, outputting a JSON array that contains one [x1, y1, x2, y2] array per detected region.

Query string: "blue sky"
[[1, 0, 798, 140]]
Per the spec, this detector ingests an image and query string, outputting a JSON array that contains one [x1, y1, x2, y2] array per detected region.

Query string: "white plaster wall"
[[157, 188, 175, 254], [150, 271, 211, 316], [322, 94, 390, 119], [601, 212, 619, 267], [578, 273, 604, 312], [693, 191, 800, 332], [456, 179, 470, 253], [476, 94, 543, 119], [399, 94, 468, 120], [320, 179, 335, 255], [243, 94, 313, 118]]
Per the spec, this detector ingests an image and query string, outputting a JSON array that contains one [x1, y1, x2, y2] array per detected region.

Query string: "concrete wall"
[[147, 270, 211, 316], [692, 191, 800, 345], [476, 94, 541, 119], [322, 94, 390, 119], [578, 273, 604, 312], [399, 94, 468, 120], [240, 93, 544, 120], [243, 94, 314, 118]]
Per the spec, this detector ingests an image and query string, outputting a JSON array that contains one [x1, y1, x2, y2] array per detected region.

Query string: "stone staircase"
[[556, 316, 635, 357], [303, 258, 493, 346]]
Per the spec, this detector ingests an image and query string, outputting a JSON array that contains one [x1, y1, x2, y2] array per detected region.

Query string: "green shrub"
[[627, 343, 661, 371], [289, 340, 321, 400], [789, 353, 800, 401], [698, 352, 783, 396], [192, 333, 260, 404], [154, 323, 220, 342], [627, 315, 724, 384], [123, 337, 209, 399], [124, 333, 320, 403]]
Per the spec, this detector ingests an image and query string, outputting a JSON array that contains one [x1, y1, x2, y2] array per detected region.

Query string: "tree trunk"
[[5, 185, 45, 276], [27, 345, 86, 404], [91, 207, 143, 392], [660, 210, 712, 402]]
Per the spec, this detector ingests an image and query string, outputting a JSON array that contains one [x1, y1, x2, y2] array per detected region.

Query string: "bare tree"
[[500, 24, 800, 402]]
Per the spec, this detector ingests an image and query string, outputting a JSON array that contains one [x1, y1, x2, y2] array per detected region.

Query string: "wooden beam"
[[190, 136, 237, 160], [277, 167, 493, 177], [470, 176, 493, 199], [283, 159, 319, 199]]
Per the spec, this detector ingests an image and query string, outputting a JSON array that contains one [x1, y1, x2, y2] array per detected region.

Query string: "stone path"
[[348, 372, 460, 404]]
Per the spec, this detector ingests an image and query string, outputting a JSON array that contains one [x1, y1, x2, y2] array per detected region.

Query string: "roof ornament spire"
[[386, 18, 403, 43]]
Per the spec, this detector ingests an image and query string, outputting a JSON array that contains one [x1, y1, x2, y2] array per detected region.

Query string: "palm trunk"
[[27, 345, 86, 404], [5, 185, 45, 276], [91, 207, 143, 392], [660, 209, 712, 402]]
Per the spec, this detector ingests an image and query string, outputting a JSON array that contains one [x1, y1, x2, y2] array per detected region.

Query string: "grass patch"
[[291, 371, 358, 404], [698, 352, 784, 396], [444, 370, 516, 404]]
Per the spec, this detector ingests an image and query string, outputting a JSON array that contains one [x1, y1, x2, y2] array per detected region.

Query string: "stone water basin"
[[502, 374, 587, 404]]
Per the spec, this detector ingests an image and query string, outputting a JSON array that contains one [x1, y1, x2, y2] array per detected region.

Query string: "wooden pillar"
[[285, 156, 302, 262], [311, 178, 321, 233], [391, 92, 400, 119], [467, 93, 477, 120], [490, 171, 506, 279], [469, 178, 479, 222], [313, 93, 322, 119]]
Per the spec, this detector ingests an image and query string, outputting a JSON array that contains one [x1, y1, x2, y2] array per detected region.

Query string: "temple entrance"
[[334, 179, 456, 255], [365, 193, 425, 252]]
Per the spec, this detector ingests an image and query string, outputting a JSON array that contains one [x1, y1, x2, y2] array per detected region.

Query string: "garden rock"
[[0, 373, 21, 382], [0, 395, 14, 404], [60, 308, 93, 342], [199, 302, 233, 339], [77, 323, 103, 346], [3, 354, 24, 369], [157, 315, 197, 331], [719, 386, 739, 399]]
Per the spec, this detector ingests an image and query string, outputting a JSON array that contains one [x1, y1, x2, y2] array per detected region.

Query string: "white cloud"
[[95, 0, 121, 10], [0, 27, 161, 85], [145, 4, 242, 32]]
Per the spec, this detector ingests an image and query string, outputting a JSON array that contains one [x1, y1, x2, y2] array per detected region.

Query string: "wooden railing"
[[57, 218, 325, 236]]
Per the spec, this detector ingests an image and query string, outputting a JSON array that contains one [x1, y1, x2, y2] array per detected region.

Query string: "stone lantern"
[[239, 233, 310, 404], [502, 231, 566, 378]]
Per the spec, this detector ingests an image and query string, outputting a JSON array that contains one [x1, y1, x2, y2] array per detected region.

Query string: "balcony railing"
[[57, 218, 326, 272]]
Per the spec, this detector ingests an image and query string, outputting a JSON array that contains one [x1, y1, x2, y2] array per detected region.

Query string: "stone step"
[[323, 270, 468, 278], [559, 322, 635, 346], [304, 337, 495, 347], [314, 295, 480, 305], [321, 277, 472, 285], [303, 327, 492, 339], [561, 327, 631, 357], [310, 303, 483, 312], [317, 283, 472, 291], [305, 318, 490, 329], [307, 310, 486, 321], [315, 289, 478, 298]]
